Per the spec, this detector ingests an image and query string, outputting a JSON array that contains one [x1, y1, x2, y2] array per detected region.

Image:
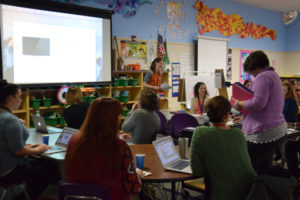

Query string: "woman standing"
[[0, 79, 59, 200], [190, 82, 210, 114], [143, 57, 163, 92], [234, 51, 286, 174], [191, 96, 256, 200], [63, 86, 90, 129], [65, 98, 141, 200]]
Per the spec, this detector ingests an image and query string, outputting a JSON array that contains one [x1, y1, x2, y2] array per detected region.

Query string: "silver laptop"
[[31, 114, 62, 134], [152, 136, 192, 174], [42, 127, 77, 155]]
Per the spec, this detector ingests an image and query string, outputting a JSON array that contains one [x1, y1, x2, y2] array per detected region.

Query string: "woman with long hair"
[[0, 79, 59, 200], [190, 82, 210, 114], [282, 81, 299, 123], [62, 86, 90, 129], [65, 97, 141, 200]]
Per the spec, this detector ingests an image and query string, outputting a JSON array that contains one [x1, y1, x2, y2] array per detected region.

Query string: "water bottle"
[[36, 110, 40, 117]]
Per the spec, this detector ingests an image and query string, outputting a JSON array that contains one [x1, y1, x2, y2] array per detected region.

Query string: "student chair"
[[59, 183, 111, 200], [155, 110, 168, 135], [0, 180, 30, 200], [182, 178, 206, 199], [169, 113, 199, 139]]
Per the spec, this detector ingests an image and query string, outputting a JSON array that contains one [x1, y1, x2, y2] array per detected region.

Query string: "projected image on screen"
[[1, 4, 112, 85]]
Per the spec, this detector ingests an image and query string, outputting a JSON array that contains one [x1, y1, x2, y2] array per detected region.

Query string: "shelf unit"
[[12, 70, 170, 127]]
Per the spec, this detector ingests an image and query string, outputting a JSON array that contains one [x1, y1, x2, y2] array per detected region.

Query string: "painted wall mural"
[[194, 0, 277, 40], [54, 0, 152, 18]]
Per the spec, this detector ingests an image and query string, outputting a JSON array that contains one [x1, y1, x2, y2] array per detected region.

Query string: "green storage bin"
[[119, 79, 129, 86], [87, 96, 96, 103], [122, 109, 130, 117], [113, 96, 120, 101], [58, 117, 66, 126], [113, 79, 120, 87], [120, 96, 129, 103], [45, 117, 57, 126], [128, 79, 138, 86], [42, 98, 52, 107], [82, 96, 88, 102], [30, 99, 41, 109]]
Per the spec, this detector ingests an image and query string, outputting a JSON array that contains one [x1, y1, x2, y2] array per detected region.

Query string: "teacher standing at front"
[[234, 51, 286, 174]]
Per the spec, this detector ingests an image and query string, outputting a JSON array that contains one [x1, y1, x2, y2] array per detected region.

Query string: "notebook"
[[42, 127, 77, 155], [152, 136, 192, 174], [230, 82, 254, 115], [31, 114, 62, 134]]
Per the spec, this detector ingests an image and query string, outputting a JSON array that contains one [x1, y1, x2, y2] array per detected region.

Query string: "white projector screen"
[[197, 36, 228, 76], [0, 0, 113, 87]]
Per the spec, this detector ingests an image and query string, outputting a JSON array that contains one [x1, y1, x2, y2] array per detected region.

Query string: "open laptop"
[[42, 127, 77, 155], [31, 114, 62, 134], [152, 136, 192, 174]]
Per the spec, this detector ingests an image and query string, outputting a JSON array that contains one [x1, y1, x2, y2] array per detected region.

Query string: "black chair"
[[0, 179, 30, 200]]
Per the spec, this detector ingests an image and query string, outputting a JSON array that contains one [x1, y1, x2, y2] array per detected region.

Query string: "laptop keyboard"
[[170, 160, 190, 170]]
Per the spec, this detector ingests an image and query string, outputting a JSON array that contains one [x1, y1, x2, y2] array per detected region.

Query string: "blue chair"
[[169, 113, 199, 139], [155, 110, 168, 135], [59, 183, 111, 200]]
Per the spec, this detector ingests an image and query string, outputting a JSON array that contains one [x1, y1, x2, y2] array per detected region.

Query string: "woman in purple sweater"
[[234, 51, 286, 174]]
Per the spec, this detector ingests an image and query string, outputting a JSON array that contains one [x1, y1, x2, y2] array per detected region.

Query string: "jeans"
[[0, 157, 60, 200]]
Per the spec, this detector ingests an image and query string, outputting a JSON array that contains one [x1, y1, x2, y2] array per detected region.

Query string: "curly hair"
[[243, 51, 270, 73], [139, 89, 159, 111], [193, 82, 209, 97]]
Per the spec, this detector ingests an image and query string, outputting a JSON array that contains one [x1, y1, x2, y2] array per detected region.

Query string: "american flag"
[[157, 33, 165, 58]]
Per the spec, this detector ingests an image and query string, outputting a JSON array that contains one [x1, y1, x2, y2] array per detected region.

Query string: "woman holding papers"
[[143, 57, 163, 92], [190, 82, 210, 114], [121, 89, 160, 144], [0, 79, 59, 200], [191, 96, 256, 200], [65, 97, 141, 200], [233, 51, 286, 174]]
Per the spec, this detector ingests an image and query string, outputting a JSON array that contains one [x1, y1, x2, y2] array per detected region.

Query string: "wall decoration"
[[54, 0, 152, 18], [240, 50, 253, 82], [120, 41, 146, 59], [227, 49, 232, 81], [167, 1, 182, 29], [172, 62, 180, 97], [194, 0, 277, 40]]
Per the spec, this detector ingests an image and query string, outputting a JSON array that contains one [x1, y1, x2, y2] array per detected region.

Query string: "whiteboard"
[[197, 36, 228, 76], [185, 75, 216, 109]]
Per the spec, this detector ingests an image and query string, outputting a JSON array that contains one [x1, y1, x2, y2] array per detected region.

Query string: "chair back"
[[155, 110, 168, 135], [59, 183, 111, 200], [169, 113, 199, 138]]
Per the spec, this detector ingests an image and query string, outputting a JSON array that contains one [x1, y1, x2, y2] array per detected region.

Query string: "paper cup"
[[42, 134, 49, 145], [135, 154, 145, 169]]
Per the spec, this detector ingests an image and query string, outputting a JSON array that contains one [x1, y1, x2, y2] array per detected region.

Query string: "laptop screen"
[[153, 137, 180, 166], [55, 127, 77, 146]]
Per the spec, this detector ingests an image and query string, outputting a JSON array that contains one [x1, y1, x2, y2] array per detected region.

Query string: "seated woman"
[[62, 86, 90, 129], [244, 79, 252, 88], [0, 79, 59, 200], [190, 82, 210, 114], [65, 97, 141, 200], [121, 89, 160, 144], [190, 96, 256, 200], [283, 81, 300, 172]]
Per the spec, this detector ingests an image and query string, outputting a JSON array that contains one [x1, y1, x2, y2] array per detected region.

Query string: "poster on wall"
[[172, 62, 180, 97], [240, 50, 253, 82], [120, 41, 146, 59]]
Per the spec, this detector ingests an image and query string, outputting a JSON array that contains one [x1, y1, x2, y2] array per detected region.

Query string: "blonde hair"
[[66, 86, 82, 105]]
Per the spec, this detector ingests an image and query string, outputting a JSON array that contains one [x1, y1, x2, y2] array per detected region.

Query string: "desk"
[[129, 144, 195, 200]]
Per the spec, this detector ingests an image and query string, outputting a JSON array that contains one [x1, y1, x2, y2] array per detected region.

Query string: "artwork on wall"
[[54, 0, 152, 18], [227, 49, 232, 81], [120, 41, 146, 59], [240, 50, 253, 82], [167, 1, 182, 29], [193, 0, 277, 41]]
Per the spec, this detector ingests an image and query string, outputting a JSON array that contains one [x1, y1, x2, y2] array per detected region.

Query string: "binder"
[[230, 82, 254, 115]]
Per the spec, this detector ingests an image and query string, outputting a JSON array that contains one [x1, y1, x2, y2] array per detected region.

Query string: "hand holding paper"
[[160, 82, 171, 91]]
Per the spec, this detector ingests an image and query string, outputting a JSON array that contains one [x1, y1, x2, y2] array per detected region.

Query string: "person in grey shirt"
[[121, 89, 160, 144]]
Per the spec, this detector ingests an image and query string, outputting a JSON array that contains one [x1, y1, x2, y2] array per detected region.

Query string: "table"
[[129, 144, 196, 200]]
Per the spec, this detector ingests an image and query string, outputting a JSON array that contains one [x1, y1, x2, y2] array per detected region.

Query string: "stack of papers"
[[160, 83, 171, 91]]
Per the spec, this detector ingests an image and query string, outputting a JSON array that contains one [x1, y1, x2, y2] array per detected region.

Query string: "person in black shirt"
[[63, 86, 89, 129]]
